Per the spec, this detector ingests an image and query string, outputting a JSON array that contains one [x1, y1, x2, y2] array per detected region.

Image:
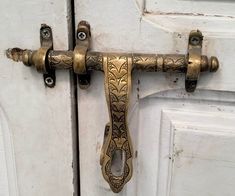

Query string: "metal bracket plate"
[[40, 24, 55, 87], [74, 21, 91, 89]]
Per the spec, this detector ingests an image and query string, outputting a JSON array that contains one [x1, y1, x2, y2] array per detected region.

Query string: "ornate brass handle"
[[6, 21, 219, 193]]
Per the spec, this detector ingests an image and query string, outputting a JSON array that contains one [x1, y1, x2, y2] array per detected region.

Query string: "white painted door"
[[75, 0, 235, 195], [0, 1, 75, 196]]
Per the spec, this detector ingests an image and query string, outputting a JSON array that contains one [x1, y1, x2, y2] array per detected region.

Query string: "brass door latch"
[[6, 21, 219, 193]]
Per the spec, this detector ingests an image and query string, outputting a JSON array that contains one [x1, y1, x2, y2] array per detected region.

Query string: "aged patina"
[[6, 21, 219, 193]]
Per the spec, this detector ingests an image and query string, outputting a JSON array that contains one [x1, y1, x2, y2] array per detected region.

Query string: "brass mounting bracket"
[[6, 21, 219, 193], [7, 24, 57, 87]]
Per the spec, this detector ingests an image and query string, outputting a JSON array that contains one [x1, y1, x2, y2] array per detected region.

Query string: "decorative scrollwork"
[[48, 51, 73, 69], [133, 54, 187, 72], [133, 54, 157, 71], [101, 53, 133, 193], [86, 52, 103, 71], [163, 55, 186, 72]]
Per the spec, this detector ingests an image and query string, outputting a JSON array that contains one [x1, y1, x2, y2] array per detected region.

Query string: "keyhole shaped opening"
[[111, 149, 126, 177]]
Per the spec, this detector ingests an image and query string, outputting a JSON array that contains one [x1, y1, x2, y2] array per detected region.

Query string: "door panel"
[[145, 0, 235, 15], [140, 0, 235, 37], [0, 0, 75, 195], [139, 100, 235, 196], [75, 0, 235, 195]]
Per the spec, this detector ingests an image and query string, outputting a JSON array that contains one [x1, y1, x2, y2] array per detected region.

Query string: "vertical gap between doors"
[[68, 0, 80, 195]]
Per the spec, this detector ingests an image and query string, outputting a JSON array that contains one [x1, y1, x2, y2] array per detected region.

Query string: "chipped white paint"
[[0, 0, 74, 195], [75, 0, 235, 195]]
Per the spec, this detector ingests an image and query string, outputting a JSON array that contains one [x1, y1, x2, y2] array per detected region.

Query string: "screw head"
[[41, 28, 51, 39], [44, 76, 54, 87], [190, 36, 201, 46], [77, 31, 87, 41]]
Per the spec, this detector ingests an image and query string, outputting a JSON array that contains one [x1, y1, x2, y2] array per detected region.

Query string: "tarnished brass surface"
[[6, 22, 220, 193], [48, 51, 73, 69], [7, 49, 218, 74], [86, 53, 189, 72], [74, 21, 91, 89], [33, 47, 49, 73], [73, 21, 90, 75], [185, 30, 202, 92], [35, 24, 53, 73], [101, 54, 133, 193]]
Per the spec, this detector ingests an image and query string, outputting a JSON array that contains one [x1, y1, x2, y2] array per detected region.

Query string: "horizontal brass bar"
[[6, 48, 217, 73], [47, 50, 212, 73]]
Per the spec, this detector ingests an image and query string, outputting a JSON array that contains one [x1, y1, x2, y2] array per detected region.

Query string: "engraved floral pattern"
[[101, 54, 133, 193]]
